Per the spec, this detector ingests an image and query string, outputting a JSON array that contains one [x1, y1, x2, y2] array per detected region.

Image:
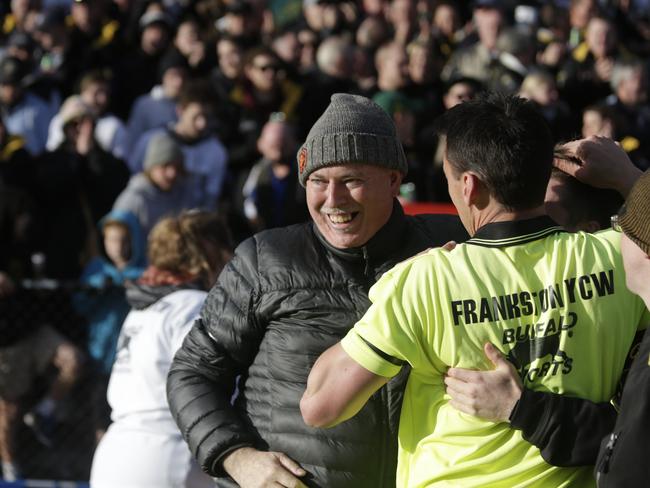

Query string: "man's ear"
[[389, 170, 403, 197], [461, 172, 486, 208]]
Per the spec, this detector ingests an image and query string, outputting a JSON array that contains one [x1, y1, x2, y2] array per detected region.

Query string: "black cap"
[[7, 31, 34, 51], [157, 49, 189, 81], [0, 57, 28, 86]]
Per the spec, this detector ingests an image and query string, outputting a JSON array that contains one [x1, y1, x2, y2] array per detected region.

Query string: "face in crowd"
[[245, 54, 280, 92], [149, 159, 184, 192], [306, 164, 401, 249], [103, 222, 131, 269]]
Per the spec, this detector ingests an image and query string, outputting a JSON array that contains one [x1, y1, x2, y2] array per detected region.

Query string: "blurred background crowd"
[[0, 0, 649, 483]]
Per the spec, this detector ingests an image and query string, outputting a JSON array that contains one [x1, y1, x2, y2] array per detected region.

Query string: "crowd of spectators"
[[0, 0, 649, 483]]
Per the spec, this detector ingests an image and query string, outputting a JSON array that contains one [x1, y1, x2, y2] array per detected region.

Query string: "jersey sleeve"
[[342, 257, 433, 377]]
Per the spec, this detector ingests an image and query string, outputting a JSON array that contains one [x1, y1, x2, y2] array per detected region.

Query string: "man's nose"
[[324, 181, 347, 207]]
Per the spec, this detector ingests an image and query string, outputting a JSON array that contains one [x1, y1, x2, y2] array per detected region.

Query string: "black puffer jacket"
[[167, 202, 467, 487]]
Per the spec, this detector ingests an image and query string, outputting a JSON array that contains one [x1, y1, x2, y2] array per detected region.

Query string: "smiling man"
[[166, 94, 467, 487]]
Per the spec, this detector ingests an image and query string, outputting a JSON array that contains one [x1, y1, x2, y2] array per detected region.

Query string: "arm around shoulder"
[[301, 343, 389, 428]]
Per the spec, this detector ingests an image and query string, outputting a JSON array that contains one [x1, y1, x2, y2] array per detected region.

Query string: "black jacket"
[[167, 202, 467, 487], [595, 327, 650, 486]]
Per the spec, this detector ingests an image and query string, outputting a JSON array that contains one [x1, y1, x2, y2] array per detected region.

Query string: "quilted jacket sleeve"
[[167, 237, 267, 476]]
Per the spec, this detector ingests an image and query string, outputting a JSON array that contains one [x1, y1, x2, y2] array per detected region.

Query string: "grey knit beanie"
[[144, 132, 183, 171], [297, 93, 408, 186]]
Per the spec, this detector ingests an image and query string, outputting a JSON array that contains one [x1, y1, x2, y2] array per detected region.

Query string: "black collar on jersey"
[[467, 215, 565, 248]]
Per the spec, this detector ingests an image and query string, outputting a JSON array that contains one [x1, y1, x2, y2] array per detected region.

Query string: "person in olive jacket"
[[166, 94, 467, 488]]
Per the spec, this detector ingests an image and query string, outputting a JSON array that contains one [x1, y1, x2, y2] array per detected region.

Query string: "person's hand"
[[0, 272, 15, 298], [441, 240, 457, 252], [537, 41, 565, 68], [222, 447, 307, 488], [444, 343, 523, 422], [555, 136, 642, 198]]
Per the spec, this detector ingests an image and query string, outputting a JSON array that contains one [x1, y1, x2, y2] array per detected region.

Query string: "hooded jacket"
[[167, 202, 467, 487], [74, 210, 147, 374]]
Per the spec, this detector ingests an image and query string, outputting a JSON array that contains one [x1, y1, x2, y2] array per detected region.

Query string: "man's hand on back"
[[222, 447, 307, 488], [444, 343, 523, 422]]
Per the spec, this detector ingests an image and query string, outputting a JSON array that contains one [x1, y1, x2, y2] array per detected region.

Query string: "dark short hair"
[[243, 46, 280, 68], [178, 80, 215, 109], [435, 93, 553, 210], [549, 168, 623, 230]]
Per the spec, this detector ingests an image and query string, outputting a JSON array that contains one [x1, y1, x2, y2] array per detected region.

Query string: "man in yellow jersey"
[[301, 93, 650, 487], [442, 137, 645, 469]]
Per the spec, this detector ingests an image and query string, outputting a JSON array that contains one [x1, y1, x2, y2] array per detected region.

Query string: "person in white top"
[[90, 210, 233, 488]]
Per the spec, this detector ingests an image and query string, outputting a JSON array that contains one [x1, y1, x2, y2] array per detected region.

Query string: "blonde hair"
[[147, 211, 233, 285], [519, 71, 555, 100]]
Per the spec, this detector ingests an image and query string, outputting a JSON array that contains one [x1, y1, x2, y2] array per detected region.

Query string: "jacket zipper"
[[362, 246, 371, 278]]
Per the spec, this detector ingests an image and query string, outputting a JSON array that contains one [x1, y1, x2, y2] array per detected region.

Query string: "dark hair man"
[[167, 94, 467, 487], [442, 137, 645, 469], [301, 94, 649, 486]]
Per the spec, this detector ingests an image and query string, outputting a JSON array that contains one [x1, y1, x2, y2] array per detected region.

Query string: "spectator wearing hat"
[[123, 49, 189, 156], [46, 69, 127, 159], [167, 93, 467, 488], [113, 131, 201, 238], [33, 95, 129, 279], [0, 56, 56, 156], [32, 7, 75, 97], [128, 81, 228, 210]]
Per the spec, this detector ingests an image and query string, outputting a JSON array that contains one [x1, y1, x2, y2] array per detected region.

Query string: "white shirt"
[[107, 289, 207, 435]]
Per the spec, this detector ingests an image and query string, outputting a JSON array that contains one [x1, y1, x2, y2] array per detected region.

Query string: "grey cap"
[[297, 93, 408, 186], [144, 132, 183, 170]]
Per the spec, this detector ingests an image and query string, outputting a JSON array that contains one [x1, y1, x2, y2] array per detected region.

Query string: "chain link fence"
[[0, 281, 125, 484]]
